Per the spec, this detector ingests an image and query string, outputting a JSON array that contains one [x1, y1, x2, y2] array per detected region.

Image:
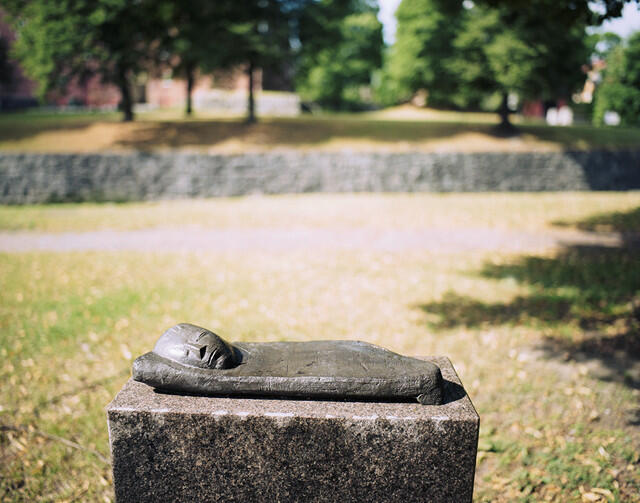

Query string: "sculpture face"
[[153, 323, 238, 369]]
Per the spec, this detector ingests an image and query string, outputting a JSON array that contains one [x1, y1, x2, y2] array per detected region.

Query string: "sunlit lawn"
[[2, 192, 640, 233], [1, 193, 639, 502], [1, 107, 640, 153]]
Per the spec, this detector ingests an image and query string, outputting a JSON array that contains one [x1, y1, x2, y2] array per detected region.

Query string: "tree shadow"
[[553, 206, 640, 235], [418, 291, 574, 329], [417, 207, 640, 394], [113, 120, 253, 151], [0, 114, 497, 150], [0, 116, 100, 142], [3, 112, 640, 153], [518, 123, 640, 152], [489, 122, 521, 138], [535, 330, 640, 390], [112, 117, 482, 151]]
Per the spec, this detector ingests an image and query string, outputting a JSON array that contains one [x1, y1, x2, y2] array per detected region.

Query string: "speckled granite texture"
[[107, 356, 479, 503]]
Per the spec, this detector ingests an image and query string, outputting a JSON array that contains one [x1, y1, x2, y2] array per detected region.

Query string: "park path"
[[0, 227, 626, 253]]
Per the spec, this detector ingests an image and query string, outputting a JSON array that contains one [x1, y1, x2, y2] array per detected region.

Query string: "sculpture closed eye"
[[153, 323, 239, 370]]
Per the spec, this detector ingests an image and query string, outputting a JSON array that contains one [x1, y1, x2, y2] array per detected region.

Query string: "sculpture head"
[[153, 323, 239, 369]]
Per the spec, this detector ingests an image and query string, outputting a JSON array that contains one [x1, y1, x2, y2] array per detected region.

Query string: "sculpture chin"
[[152, 323, 240, 370]]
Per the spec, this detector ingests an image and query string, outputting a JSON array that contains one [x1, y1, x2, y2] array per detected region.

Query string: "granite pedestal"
[[107, 356, 479, 502]]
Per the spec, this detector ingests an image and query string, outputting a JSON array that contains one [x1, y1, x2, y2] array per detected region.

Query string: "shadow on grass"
[[112, 117, 486, 151], [519, 123, 640, 150], [112, 119, 640, 151], [1, 109, 640, 150], [0, 114, 485, 149], [2, 111, 640, 153], [0, 116, 101, 142], [418, 209, 640, 392], [554, 206, 640, 235]]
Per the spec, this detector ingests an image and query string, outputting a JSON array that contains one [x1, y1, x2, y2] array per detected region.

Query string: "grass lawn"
[[1, 107, 639, 153], [1, 192, 640, 233], [1, 193, 639, 502]]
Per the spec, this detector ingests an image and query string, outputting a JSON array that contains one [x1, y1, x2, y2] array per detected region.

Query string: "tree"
[[6, 0, 164, 121], [296, 0, 383, 110], [590, 31, 623, 61], [0, 34, 14, 91], [593, 31, 640, 126], [456, 3, 590, 129], [382, 0, 464, 107], [480, 0, 639, 25], [224, 0, 306, 123], [383, 0, 590, 129], [156, 0, 242, 116]]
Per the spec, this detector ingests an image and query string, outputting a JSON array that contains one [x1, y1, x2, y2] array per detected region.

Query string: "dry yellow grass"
[[1, 193, 639, 501], [1, 192, 640, 233], [1, 108, 639, 153]]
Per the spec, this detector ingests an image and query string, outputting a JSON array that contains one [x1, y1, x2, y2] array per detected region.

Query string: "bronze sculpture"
[[133, 323, 444, 405]]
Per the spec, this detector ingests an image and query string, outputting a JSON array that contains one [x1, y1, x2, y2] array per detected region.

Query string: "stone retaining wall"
[[1, 150, 639, 204]]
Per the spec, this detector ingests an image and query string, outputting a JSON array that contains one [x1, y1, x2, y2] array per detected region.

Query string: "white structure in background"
[[604, 110, 621, 126], [546, 106, 574, 126], [194, 90, 300, 117]]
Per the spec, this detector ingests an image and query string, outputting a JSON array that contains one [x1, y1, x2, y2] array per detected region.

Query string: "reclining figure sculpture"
[[133, 323, 444, 405]]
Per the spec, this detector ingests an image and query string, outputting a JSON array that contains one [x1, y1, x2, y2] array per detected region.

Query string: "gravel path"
[[0, 227, 626, 253]]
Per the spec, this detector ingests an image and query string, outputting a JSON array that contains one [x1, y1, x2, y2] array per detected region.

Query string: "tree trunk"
[[246, 60, 256, 124], [185, 63, 195, 116], [117, 67, 134, 122], [498, 92, 511, 128], [493, 91, 518, 136]]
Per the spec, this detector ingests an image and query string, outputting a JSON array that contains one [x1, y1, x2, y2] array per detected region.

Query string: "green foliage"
[[222, 0, 310, 121], [381, 0, 463, 107], [590, 31, 623, 60], [296, 1, 383, 110], [225, 1, 295, 69], [7, 0, 164, 120], [382, 0, 590, 117], [594, 31, 640, 126], [153, 0, 240, 115], [482, 0, 640, 25], [5, 0, 307, 121]]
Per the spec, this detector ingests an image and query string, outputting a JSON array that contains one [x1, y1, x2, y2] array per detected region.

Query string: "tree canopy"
[[381, 0, 592, 127], [6, 0, 164, 121], [5, 0, 307, 121], [594, 31, 640, 126], [481, 0, 640, 24], [155, 0, 239, 116], [379, 0, 463, 107], [296, 0, 383, 109], [4, 0, 639, 122]]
